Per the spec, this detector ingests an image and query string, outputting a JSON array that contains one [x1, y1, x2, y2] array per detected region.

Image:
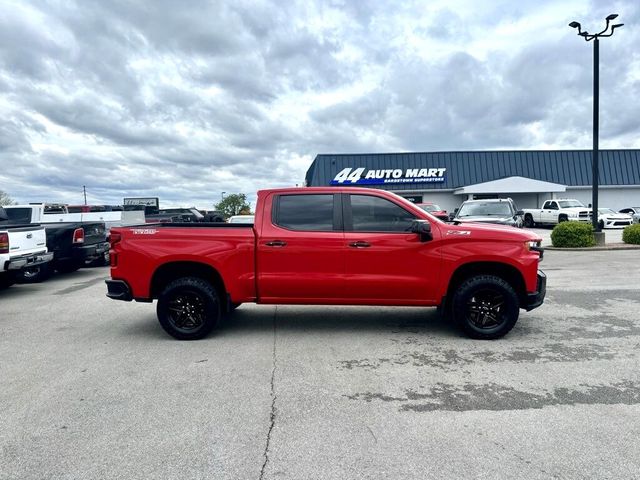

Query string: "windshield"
[[598, 208, 616, 214], [418, 204, 441, 212], [457, 202, 513, 217], [558, 200, 585, 208]]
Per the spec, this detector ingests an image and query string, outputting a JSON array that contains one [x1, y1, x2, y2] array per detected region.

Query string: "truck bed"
[[109, 223, 257, 302]]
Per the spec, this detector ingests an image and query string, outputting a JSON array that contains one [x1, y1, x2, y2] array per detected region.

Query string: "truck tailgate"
[[5, 226, 47, 256]]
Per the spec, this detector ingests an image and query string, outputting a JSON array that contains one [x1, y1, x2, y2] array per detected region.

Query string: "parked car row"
[[417, 197, 638, 230], [0, 205, 110, 288]]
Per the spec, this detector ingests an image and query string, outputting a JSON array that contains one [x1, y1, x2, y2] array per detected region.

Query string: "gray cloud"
[[1, 0, 638, 208]]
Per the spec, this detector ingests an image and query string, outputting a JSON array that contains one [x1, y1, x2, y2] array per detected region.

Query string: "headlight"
[[567, 212, 578, 218], [525, 240, 539, 250], [525, 240, 544, 260]]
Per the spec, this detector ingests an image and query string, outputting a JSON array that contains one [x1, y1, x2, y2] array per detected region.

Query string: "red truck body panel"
[[109, 187, 543, 307], [111, 226, 256, 301]]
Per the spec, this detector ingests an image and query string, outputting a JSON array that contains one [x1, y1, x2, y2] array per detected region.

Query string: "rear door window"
[[275, 194, 337, 231]]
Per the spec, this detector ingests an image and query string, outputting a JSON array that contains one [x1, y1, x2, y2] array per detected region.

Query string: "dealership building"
[[305, 149, 640, 213]]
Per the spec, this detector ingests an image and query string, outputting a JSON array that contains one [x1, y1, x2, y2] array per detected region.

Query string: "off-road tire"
[[452, 275, 520, 340], [157, 277, 221, 340]]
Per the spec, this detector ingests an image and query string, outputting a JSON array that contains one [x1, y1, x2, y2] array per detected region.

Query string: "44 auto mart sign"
[[330, 167, 446, 185]]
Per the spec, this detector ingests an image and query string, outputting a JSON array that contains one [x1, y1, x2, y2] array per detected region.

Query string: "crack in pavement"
[[259, 305, 278, 480]]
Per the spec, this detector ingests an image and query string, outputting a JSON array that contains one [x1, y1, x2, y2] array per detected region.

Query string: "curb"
[[545, 244, 640, 251]]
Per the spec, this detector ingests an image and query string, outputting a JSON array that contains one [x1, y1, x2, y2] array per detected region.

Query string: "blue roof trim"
[[305, 150, 640, 190]]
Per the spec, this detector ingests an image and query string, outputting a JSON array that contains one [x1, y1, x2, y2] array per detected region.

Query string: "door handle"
[[265, 240, 287, 247], [348, 241, 371, 248]]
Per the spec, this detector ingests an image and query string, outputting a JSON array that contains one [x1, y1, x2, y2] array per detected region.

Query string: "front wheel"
[[157, 277, 221, 340], [452, 275, 520, 340], [524, 214, 535, 228]]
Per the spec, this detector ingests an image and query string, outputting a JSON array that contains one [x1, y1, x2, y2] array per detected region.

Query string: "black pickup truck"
[[1, 206, 109, 282]]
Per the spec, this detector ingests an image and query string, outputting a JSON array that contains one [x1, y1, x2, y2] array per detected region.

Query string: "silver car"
[[453, 198, 524, 228], [619, 207, 640, 224]]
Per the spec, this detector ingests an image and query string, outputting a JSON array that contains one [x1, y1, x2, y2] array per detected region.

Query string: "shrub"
[[551, 221, 595, 248], [623, 224, 640, 245]]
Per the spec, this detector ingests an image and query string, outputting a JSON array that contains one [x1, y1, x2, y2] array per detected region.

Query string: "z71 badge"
[[132, 229, 157, 235]]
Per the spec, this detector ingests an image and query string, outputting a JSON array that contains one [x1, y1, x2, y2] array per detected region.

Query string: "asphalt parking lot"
[[1, 251, 640, 480]]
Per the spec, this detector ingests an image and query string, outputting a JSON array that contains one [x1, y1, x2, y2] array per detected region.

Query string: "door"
[[343, 194, 440, 304], [257, 193, 345, 301], [542, 201, 558, 223]]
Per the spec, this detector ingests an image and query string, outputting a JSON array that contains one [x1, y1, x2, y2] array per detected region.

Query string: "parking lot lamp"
[[568, 15, 623, 233]]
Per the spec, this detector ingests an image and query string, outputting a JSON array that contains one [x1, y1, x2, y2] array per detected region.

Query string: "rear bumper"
[[105, 279, 133, 301], [523, 270, 546, 311], [5, 251, 54, 271], [73, 242, 110, 262]]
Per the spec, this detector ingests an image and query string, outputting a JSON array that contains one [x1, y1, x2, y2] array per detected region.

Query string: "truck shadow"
[[217, 305, 457, 338]]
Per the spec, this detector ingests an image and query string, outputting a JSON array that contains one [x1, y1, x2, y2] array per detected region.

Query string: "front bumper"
[[523, 270, 546, 311], [105, 279, 133, 301], [5, 251, 54, 271]]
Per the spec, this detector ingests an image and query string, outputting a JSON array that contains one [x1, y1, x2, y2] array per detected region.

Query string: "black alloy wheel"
[[466, 289, 506, 329], [452, 275, 520, 339], [157, 277, 220, 340]]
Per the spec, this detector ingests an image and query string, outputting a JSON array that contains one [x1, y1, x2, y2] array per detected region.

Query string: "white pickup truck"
[[522, 199, 592, 228], [0, 207, 53, 289], [36, 204, 145, 234]]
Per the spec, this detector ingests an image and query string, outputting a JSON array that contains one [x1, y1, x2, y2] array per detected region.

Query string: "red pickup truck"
[[106, 187, 545, 340]]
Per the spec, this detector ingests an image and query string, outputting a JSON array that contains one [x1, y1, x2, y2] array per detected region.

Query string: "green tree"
[[215, 193, 251, 218], [0, 190, 16, 206]]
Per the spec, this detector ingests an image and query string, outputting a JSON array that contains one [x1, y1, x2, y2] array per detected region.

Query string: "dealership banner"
[[330, 167, 446, 185]]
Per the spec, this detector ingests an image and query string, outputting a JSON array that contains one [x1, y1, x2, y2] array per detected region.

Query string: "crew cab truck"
[[106, 187, 546, 340], [3, 204, 109, 281], [0, 207, 53, 289], [522, 199, 591, 227]]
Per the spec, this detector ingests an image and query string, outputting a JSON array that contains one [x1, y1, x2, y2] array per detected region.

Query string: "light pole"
[[221, 191, 226, 201], [569, 14, 623, 233]]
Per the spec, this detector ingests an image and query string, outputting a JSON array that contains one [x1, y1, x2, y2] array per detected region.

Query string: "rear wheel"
[[56, 260, 81, 274], [0, 273, 16, 289], [157, 277, 220, 340], [452, 275, 520, 340]]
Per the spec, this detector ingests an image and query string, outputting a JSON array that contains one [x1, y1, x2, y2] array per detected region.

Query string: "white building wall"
[[399, 186, 640, 216], [566, 187, 640, 211]]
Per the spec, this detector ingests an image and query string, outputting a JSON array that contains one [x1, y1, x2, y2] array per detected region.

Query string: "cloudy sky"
[[1, 0, 638, 208]]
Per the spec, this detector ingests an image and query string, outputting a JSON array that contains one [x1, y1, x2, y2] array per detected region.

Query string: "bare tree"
[[0, 190, 16, 206]]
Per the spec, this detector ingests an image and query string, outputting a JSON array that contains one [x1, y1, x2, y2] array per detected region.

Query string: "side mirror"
[[411, 219, 432, 242], [516, 210, 524, 216]]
